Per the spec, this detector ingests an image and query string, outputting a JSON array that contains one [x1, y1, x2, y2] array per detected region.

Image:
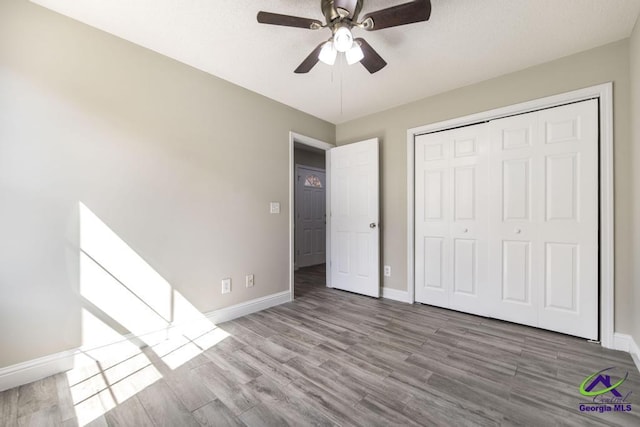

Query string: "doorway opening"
[[288, 132, 333, 302], [294, 151, 326, 297]]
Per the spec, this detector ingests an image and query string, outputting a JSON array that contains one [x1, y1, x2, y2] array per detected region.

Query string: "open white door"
[[329, 139, 380, 297]]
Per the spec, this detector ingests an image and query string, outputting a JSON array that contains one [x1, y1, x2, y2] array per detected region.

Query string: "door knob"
[[370, 223, 377, 229], [463, 228, 469, 233], [515, 228, 522, 234]]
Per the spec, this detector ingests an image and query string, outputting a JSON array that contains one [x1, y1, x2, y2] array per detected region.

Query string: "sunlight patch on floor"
[[68, 310, 162, 426], [150, 323, 230, 370]]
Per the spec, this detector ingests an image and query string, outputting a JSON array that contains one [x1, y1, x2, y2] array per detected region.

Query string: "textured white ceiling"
[[30, 0, 640, 124]]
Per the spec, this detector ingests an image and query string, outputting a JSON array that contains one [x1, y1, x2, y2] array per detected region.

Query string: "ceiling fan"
[[257, 0, 432, 74]]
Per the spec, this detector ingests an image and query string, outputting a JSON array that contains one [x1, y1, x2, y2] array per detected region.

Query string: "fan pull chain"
[[331, 61, 334, 84], [340, 54, 344, 116]]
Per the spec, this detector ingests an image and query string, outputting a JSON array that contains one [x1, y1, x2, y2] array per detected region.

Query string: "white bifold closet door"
[[415, 99, 598, 340]]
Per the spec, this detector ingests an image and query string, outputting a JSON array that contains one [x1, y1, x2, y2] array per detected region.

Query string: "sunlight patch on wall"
[[80, 251, 168, 340], [79, 203, 171, 322]]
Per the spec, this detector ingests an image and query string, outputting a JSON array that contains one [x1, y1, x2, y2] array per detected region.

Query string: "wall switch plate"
[[384, 265, 391, 277], [246, 274, 254, 288], [270, 202, 280, 214], [221, 278, 231, 294]]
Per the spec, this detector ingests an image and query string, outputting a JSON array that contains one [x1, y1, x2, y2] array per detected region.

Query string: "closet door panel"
[[536, 100, 598, 340], [415, 134, 451, 308], [415, 124, 490, 315], [448, 126, 489, 315], [488, 114, 539, 326]]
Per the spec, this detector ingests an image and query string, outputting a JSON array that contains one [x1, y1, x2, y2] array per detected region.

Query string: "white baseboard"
[[0, 290, 291, 392], [613, 332, 640, 374], [204, 290, 291, 324], [613, 332, 634, 352], [382, 287, 412, 303], [631, 338, 640, 374], [0, 350, 75, 392]]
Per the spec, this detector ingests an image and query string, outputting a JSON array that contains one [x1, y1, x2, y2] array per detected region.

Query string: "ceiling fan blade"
[[294, 43, 325, 74], [361, 0, 431, 31], [356, 38, 387, 74], [257, 11, 323, 29]]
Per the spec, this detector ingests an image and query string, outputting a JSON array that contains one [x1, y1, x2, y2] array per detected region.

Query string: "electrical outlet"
[[221, 278, 231, 294], [384, 265, 391, 277], [246, 274, 254, 288]]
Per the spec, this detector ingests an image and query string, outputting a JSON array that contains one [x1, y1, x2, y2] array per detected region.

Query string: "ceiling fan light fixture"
[[346, 41, 364, 65], [318, 41, 337, 65], [333, 25, 353, 52], [258, 0, 433, 74]]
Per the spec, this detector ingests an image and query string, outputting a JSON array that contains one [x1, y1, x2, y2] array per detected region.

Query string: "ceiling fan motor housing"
[[322, 0, 363, 24]]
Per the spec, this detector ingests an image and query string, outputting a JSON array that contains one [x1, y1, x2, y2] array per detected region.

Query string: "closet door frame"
[[406, 82, 614, 349]]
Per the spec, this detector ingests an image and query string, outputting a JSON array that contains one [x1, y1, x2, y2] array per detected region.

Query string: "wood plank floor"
[[2, 264, 639, 426]]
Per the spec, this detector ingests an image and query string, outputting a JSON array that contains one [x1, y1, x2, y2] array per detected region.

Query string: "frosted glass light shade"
[[346, 42, 364, 65], [333, 26, 353, 52], [318, 41, 337, 65]]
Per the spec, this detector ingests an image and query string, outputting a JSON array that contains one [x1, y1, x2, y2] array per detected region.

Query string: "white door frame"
[[406, 83, 615, 348], [289, 132, 335, 302]]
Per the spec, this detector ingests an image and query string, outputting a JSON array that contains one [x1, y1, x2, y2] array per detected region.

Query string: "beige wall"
[[0, 0, 334, 368], [337, 40, 635, 335], [630, 18, 640, 346]]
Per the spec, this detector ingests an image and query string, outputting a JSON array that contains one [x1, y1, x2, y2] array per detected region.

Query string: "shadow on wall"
[[67, 202, 230, 426]]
